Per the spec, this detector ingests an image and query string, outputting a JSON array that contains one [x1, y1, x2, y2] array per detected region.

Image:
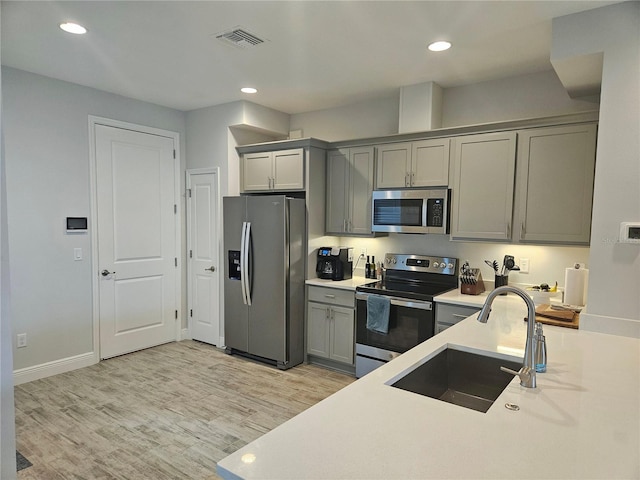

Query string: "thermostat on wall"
[[66, 217, 88, 233], [619, 222, 640, 244]]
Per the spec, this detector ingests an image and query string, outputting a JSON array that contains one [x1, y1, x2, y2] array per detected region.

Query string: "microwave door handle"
[[422, 198, 428, 229], [244, 222, 252, 306]]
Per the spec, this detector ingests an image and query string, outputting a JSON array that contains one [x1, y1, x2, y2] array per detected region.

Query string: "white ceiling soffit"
[[0, 1, 622, 113]]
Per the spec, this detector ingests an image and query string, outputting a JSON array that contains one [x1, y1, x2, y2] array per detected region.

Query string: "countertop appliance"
[[371, 188, 450, 234], [223, 195, 305, 370], [316, 247, 353, 281], [355, 253, 458, 377]]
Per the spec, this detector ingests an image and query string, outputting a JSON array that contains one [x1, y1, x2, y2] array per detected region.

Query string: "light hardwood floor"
[[14, 340, 355, 479]]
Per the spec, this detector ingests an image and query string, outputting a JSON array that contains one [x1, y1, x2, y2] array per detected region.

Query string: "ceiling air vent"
[[215, 26, 266, 49]]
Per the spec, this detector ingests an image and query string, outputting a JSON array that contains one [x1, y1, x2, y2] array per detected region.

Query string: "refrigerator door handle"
[[240, 222, 248, 305], [244, 221, 253, 306]]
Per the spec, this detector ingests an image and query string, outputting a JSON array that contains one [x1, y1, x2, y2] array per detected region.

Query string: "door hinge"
[[173, 149, 176, 159], [187, 188, 192, 198], [175, 257, 178, 267], [175, 310, 178, 319], [174, 204, 177, 214], [189, 250, 193, 258], [190, 309, 193, 317]]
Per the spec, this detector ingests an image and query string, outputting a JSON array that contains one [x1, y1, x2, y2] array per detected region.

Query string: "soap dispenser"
[[534, 322, 547, 373]]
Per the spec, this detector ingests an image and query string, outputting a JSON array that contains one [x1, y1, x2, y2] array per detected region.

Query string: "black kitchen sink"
[[390, 346, 522, 413]]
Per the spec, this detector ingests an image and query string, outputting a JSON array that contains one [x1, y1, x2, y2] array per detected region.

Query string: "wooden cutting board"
[[525, 304, 580, 329]]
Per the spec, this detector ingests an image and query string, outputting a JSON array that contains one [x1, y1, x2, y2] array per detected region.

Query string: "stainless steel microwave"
[[371, 188, 450, 234]]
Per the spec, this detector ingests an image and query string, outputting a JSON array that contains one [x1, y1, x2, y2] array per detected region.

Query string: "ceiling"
[[1, 1, 619, 114]]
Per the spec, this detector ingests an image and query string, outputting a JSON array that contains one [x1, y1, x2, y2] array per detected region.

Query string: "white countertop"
[[305, 276, 371, 291], [217, 294, 640, 479]]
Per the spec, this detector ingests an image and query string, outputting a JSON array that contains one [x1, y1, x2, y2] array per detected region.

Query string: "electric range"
[[354, 253, 458, 377]]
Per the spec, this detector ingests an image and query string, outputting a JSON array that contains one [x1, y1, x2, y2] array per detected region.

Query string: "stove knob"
[[447, 263, 454, 269], [433, 262, 440, 268]]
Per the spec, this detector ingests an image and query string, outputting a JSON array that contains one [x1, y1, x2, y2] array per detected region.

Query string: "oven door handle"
[[355, 292, 432, 310]]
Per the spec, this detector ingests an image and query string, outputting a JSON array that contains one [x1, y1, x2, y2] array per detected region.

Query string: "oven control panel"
[[384, 254, 457, 275]]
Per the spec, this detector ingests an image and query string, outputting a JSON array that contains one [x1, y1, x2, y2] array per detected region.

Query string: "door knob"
[[204, 266, 216, 272], [101, 269, 116, 277]]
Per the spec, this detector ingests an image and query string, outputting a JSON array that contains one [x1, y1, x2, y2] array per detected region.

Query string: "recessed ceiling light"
[[60, 22, 87, 34], [241, 87, 258, 94], [428, 41, 451, 52]]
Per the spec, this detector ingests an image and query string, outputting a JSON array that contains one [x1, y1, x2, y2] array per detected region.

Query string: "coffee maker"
[[316, 247, 353, 281]]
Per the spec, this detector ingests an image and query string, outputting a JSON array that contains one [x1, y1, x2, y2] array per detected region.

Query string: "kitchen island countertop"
[[217, 293, 639, 479]]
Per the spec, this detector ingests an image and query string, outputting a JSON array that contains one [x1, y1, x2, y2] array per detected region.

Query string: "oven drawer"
[[436, 303, 480, 332], [308, 286, 355, 308]]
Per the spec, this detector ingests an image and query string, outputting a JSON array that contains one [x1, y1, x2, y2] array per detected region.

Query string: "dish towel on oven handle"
[[366, 294, 391, 334]]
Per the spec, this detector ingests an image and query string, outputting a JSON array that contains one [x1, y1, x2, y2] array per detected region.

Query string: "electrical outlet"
[[519, 258, 530, 274], [17, 333, 27, 348]]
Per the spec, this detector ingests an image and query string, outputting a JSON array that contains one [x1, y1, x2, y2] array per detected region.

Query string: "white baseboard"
[[181, 328, 191, 340], [13, 352, 97, 385]]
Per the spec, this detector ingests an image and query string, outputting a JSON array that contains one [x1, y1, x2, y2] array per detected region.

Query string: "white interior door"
[[187, 170, 220, 346], [95, 124, 178, 359]]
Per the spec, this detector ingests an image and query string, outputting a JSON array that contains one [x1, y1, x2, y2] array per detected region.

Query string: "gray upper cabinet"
[[515, 124, 597, 244], [375, 139, 450, 189], [450, 132, 517, 241], [326, 146, 375, 235], [241, 148, 304, 192]]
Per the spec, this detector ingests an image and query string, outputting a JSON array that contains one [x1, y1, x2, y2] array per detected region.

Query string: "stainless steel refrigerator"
[[223, 195, 306, 369]]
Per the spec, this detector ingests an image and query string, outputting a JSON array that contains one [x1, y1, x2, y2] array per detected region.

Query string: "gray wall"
[[1, 46, 18, 476], [3, 67, 186, 370]]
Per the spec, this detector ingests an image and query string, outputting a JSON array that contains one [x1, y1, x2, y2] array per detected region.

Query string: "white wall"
[[3, 67, 186, 371], [336, 235, 589, 290], [552, 3, 640, 335]]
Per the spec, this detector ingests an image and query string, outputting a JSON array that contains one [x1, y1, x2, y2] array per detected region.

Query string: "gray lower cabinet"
[[307, 286, 355, 371], [436, 303, 481, 334]]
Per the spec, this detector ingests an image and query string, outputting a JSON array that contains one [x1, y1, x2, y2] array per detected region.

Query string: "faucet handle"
[[500, 366, 521, 376], [500, 365, 536, 388]]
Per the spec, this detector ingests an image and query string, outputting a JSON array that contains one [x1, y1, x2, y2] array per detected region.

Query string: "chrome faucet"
[[477, 285, 537, 388]]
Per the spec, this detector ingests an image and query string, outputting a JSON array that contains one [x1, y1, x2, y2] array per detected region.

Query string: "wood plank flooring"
[[14, 340, 355, 479]]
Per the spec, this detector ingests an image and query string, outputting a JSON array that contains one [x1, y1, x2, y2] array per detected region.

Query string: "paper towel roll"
[[564, 267, 589, 306]]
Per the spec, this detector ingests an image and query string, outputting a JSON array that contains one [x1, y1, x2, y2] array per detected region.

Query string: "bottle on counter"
[[365, 255, 371, 278], [370, 256, 376, 279], [535, 322, 547, 373]]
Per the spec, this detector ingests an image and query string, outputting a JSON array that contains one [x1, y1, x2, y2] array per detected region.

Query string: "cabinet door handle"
[[452, 314, 468, 319], [324, 294, 336, 299], [521, 222, 526, 238], [506, 222, 511, 238], [405, 172, 410, 187], [326, 308, 330, 320], [410, 171, 415, 186]]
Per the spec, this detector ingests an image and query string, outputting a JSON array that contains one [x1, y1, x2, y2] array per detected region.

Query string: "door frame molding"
[[88, 116, 182, 362], [186, 167, 223, 346]]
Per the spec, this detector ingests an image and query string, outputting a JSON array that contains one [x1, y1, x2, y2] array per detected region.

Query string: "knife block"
[[460, 270, 486, 295]]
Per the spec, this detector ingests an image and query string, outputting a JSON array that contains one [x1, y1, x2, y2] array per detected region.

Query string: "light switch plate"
[[519, 258, 530, 273], [74, 248, 83, 261]]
